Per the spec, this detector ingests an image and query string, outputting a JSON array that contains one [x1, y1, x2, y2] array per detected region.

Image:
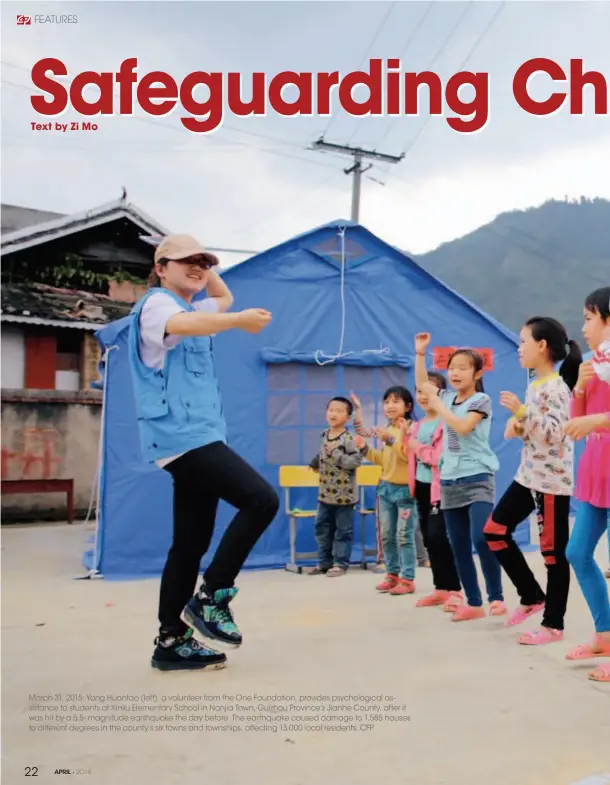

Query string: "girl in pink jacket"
[[406, 372, 463, 611]]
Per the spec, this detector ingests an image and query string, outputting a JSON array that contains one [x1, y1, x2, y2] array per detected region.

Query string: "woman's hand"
[[500, 391, 522, 415]]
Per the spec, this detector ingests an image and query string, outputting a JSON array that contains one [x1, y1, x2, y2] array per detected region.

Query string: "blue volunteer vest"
[[128, 288, 227, 464]]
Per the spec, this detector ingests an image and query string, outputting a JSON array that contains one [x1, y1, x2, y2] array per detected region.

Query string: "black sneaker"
[[151, 628, 227, 671], [183, 587, 242, 649]]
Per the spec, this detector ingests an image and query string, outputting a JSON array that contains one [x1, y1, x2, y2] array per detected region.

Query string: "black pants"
[[414, 480, 461, 592], [159, 441, 279, 636], [484, 480, 570, 630]]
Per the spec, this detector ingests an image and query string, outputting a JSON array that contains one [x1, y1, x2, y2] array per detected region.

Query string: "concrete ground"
[[2, 522, 609, 785]]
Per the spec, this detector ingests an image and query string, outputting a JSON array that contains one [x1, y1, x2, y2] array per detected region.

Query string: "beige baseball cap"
[[154, 234, 218, 266]]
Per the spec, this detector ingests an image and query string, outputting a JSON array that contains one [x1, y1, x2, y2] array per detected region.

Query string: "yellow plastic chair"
[[278, 465, 320, 573], [278, 463, 383, 574], [356, 464, 382, 569]]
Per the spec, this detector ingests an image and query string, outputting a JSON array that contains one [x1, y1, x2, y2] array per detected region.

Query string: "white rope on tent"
[[76, 344, 119, 580], [313, 226, 390, 366]]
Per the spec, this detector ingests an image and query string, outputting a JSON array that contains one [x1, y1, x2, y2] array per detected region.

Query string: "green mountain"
[[415, 197, 610, 343]]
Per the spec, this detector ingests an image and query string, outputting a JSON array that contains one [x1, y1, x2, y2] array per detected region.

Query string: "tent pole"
[[81, 345, 118, 579]]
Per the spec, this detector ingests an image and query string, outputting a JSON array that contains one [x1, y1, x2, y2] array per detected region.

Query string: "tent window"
[[343, 365, 374, 390], [305, 364, 336, 390], [267, 429, 300, 464], [313, 236, 368, 262], [304, 392, 333, 426], [380, 365, 408, 389], [267, 363, 301, 391], [265, 363, 412, 465], [267, 394, 300, 427]]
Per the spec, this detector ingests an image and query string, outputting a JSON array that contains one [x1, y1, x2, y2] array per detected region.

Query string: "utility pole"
[[312, 137, 404, 223]]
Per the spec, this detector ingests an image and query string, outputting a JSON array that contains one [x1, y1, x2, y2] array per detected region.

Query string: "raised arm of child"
[[414, 333, 431, 389], [350, 392, 378, 439]]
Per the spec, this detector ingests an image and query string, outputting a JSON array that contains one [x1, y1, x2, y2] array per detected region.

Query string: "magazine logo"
[[17, 14, 78, 24]]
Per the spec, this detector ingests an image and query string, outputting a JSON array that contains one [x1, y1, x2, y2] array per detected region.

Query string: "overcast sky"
[[2, 0, 609, 267]]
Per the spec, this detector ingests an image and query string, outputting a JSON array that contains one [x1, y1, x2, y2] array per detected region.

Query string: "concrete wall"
[[1, 389, 102, 522]]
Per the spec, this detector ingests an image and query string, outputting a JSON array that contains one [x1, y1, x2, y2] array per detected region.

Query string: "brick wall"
[[1, 389, 102, 522], [107, 279, 147, 303], [81, 333, 101, 391]]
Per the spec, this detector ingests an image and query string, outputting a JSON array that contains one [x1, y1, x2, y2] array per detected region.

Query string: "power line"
[[230, 168, 343, 244], [0, 61, 307, 151], [399, 0, 504, 161], [349, 0, 435, 148], [2, 78, 346, 172], [312, 139, 403, 222], [321, 2, 397, 140]]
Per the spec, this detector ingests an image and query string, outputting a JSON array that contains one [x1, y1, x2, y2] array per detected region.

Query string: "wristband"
[[515, 404, 527, 419], [573, 388, 585, 398], [415, 352, 426, 356]]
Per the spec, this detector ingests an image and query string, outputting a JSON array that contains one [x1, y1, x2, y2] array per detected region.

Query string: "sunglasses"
[[158, 256, 215, 271]]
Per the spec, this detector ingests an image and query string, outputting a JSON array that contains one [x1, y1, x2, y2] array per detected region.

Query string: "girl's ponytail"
[[559, 338, 583, 390], [525, 316, 582, 390]]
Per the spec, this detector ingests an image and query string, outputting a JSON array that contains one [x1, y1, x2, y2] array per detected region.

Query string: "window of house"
[[265, 363, 412, 465], [55, 330, 82, 391]]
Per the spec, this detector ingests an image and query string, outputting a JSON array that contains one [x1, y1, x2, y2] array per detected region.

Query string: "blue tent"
[[87, 220, 531, 579]]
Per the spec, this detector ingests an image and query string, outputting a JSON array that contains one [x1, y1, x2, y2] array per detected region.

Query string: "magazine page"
[[1, 2, 609, 784]]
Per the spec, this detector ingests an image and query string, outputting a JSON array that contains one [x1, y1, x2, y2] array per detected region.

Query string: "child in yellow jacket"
[[352, 386, 418, 595]]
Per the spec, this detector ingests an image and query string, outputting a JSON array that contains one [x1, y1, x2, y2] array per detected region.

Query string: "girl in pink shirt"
[[565, 287, 610, 683], [407, 372, 463, 611]]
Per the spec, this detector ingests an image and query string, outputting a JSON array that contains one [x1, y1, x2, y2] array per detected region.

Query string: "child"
[[483, 317, 581, 645], [564, 287, 610, 682], [415, 333, 506, 621], [308, 397, 365, 576], [352, 387, 418, 595], [408, 372, 463, 610]]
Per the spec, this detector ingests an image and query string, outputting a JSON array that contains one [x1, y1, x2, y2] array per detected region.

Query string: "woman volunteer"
[[129, 233, 279, 672]]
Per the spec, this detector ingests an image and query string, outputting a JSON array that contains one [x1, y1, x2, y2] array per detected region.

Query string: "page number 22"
[[25, 768, 38, 776]]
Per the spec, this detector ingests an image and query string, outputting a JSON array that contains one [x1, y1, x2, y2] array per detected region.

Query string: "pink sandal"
[[518, 627, 563, 646], [451, 604, 486, 622], [416, 590, 448, 608], [443, 591, 464, 613], [589, 663, 610, 682], [505, 602, 545, 627], [565, 635, 610, 661], [489, 601, 508, 617]]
